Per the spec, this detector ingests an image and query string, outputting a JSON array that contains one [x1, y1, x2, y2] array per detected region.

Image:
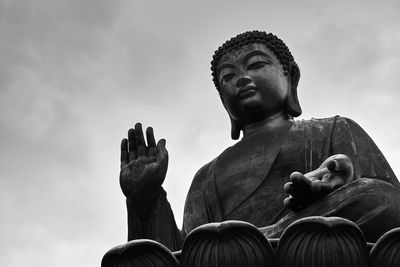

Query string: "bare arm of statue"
[[283, 154, 354, 211]]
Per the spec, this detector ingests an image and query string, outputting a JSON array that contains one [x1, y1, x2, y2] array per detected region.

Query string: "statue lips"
[[238, 86, 257, 99]]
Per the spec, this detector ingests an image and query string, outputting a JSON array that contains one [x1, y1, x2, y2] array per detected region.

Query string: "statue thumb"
[[157, 139, 167, 155]]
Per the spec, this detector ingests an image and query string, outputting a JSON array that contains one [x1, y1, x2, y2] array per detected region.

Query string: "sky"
[[1, 0, 400, 266]]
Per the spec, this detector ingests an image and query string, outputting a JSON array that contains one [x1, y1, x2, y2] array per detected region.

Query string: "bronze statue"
[[119, 31, 400, 250]]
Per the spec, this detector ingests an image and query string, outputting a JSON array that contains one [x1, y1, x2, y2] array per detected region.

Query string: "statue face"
[[217, 43, 290, 125]]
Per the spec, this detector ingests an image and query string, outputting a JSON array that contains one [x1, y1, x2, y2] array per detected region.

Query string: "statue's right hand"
[[119, 123, 168, 203]]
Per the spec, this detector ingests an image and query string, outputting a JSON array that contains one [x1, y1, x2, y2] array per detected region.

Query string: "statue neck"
[[242, 112, 293, 138]]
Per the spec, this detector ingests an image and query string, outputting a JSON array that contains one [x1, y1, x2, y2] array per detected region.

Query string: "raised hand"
[[119, 123, 168, 205], [283, 154, 354, 211]]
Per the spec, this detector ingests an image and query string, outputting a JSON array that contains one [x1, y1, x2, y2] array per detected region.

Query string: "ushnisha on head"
[[211, 31, 302, 139]]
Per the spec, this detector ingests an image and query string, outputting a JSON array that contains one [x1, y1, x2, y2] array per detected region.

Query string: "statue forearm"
[[126, 187, 184, 251], [126, 197, 151, 241]]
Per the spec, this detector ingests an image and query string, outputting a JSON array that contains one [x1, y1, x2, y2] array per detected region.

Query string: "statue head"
[[211, 31, 302, 139]]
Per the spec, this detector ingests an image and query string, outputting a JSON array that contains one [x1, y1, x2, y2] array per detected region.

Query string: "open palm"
[[119, 123, 168, 202]]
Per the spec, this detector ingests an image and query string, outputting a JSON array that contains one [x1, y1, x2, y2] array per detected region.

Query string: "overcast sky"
[[1, 0, 400, 266]]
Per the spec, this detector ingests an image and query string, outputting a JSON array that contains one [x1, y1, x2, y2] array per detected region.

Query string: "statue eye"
[[222, 73, 235, 83], [247, 61, 269, 70]]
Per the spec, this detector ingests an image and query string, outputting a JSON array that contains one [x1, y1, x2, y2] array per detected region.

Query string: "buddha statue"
[[118, 31, 400, 250]]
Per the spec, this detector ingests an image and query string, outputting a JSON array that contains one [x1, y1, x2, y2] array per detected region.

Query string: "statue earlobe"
[[287, 61, 302, 117], [220, 93, 241, 140], [230, 117, 241, 140]]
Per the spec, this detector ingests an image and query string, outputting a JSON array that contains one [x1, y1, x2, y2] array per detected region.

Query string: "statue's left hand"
[[283, 154, 354, 211]]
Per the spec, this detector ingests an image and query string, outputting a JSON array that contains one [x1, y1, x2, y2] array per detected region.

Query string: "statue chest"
[[215, 142, 268, 207], [214, 128, 292, 217]]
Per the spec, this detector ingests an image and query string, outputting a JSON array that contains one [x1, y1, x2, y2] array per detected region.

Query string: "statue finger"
[[156, 139, 168, 160], [290, 172, 311, 185], [146, 127, 156, 148], [283, 196, 293, 209], [328, 154, 353, 171], [128, 128, 136, 160], [157, 138, 166, 152], [283, 182, 294, 194], [120, 138, 129, 166], [330, 154, 354, 183], [283, 196, 301, 211], [134, 123, 147, 157], [289, 172, 302, 182], [326, 158, 338, 172]]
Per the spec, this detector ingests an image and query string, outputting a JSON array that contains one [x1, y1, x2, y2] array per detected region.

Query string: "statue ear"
[[287, 61, 302, 117]]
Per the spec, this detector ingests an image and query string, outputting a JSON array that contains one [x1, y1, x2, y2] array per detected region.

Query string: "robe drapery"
[[127, 116, 400, 250]]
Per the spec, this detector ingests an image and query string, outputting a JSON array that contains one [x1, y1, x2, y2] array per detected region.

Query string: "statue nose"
[[236, 76, 252, 88]]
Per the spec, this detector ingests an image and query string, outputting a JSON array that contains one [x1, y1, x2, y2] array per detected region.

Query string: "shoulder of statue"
[[188, 159, 217, 192], [318, 116, 369, 137], [294, 115, 358, 131], [290, 116, 360, 150], [187, 141, 238, 195], [308, 115, 343, 125], [290, 116, 341, 133]]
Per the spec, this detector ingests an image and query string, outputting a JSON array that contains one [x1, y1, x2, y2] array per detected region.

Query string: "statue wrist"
[[126, 187, 163, 219]]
